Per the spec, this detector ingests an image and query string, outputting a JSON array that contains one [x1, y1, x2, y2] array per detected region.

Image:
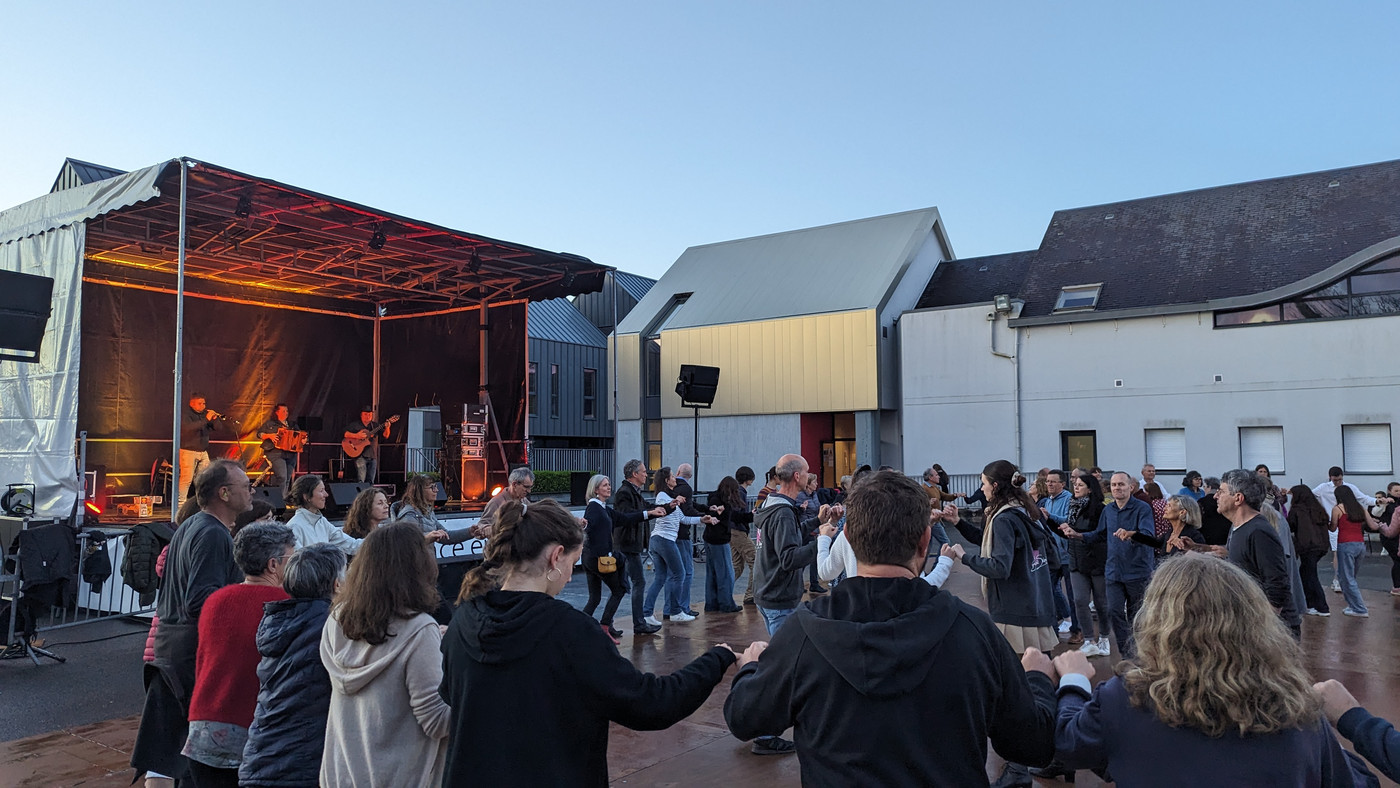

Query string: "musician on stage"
[[256, 403, 294, 495], [343, 405, 390, 484], [178, 392, 221, 509]]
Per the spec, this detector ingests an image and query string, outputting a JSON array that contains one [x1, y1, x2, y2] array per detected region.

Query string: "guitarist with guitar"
[[342, 405, 400, 484]]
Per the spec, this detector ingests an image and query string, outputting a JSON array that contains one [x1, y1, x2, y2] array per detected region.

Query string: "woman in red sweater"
[[182, 522, 294, 787]]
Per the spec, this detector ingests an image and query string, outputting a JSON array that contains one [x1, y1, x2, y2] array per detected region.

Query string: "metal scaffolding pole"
[[169, 159, 189, 522]]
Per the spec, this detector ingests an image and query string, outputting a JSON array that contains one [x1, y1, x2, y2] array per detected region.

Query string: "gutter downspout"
[[989, 309, 1022, 469]]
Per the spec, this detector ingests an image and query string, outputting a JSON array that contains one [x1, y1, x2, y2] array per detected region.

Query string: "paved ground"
[[2, 535, 1398, 786]]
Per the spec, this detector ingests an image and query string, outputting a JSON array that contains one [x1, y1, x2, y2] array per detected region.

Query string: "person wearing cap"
[[343, 406, 390, 484]]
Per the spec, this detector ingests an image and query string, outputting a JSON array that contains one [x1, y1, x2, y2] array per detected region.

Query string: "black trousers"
[[583, 561, 627, 626], [1299, 549, 1330, 614], [186, 761, 240, 788], [1383, 537, 1400, 588]]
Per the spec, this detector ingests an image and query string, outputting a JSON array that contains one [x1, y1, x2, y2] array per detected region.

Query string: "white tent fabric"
[[0, 161, 168, 517]]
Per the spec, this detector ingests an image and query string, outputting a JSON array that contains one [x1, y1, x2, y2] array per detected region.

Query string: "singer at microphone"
[[178, 391, 227, 509]]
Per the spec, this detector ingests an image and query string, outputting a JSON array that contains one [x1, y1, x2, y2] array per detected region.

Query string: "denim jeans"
[[1336, 541, 1367, 613], [623, 552, 648, 626], [644, 535, 686, 617], [676, 538, 695, 612], [354, 456, 378, 484], [758, 605, 796, 636], [704, 543, 736, 610], [1106, 577, 1149, 658]]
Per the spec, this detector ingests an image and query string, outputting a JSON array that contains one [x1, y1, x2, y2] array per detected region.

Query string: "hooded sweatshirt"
[[724, 576, 1057, 787], [319, 611, 449, 788], [240, 597, 333, 788], [440, 589, 735, 787], [752, 493, 817, 609]]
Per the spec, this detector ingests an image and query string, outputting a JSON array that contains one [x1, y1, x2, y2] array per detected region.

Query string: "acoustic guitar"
[[342, 414, 400, 458]]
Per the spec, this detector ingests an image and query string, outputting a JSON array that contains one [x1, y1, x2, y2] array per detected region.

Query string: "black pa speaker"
[[676, 364, 721, 408], [0, 270, 54, 363], [327, 482, 373, 511], [252, 486, 285, 511]]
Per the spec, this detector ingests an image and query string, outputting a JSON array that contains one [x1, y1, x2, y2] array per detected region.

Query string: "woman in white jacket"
[[643, 467, 715, 625], [818, 499, 957, 588], [287, 475, 364, 554]]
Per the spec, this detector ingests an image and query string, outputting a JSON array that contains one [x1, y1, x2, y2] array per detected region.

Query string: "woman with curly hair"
[[1050, 552, 1371, 786], [341, 487, 390, 539]]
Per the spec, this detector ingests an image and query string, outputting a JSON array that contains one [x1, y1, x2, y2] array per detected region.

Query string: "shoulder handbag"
[[597, 555, 617, 574]]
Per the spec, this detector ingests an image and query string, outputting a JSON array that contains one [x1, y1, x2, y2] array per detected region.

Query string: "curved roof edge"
[[1010, 234, 1400, 328]]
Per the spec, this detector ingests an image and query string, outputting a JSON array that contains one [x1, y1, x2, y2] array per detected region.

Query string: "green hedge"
[[531, 470, 573, 495]]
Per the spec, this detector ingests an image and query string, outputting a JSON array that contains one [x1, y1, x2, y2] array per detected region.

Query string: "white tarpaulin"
[[0, 162, 168, 517]]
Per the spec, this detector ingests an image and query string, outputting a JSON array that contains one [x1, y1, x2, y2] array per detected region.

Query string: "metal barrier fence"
[[13, 528, 156, 636], [528, 447, 616, 473], [405, 447, 441, 476]]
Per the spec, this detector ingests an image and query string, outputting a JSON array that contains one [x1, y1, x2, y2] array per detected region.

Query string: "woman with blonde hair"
[[1050, 552, 1370, 786]]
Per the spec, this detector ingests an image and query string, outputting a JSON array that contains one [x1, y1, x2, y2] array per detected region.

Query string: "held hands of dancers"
[[1015, 648, 1097, 683], [425, 530, 449, 543], [818, 524, 837, 538], [1059, 523, 1082, 539], [1312, 679, 1361, 725], [942, 543, 964, 560], [716, 641, 768, 669], [648, 507, 667, 518]]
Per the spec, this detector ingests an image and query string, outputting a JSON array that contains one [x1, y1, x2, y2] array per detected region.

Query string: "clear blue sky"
[[3, 2, 1398, 278]]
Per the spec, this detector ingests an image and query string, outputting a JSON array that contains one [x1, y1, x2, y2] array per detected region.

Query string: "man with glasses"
[[132, 460, 251, 787], [1217, 468, 1301, 639], [474, 467, 535, 539], [613, 459, 665, 635]]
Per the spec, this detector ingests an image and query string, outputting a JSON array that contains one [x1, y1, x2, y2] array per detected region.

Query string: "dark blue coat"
[[238, 597, 332, 787]]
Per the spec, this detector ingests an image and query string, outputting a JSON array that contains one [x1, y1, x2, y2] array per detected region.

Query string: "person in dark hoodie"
[[440, 498, 757, 787], [239, 543, 345, 788], [725, 470, 1059, 787]]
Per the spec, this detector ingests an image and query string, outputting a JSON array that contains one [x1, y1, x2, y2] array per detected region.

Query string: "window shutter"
[[1239, 427, 1285, 474], [1144, 429, 1187, 472], [1342, 424, 1392, 474]]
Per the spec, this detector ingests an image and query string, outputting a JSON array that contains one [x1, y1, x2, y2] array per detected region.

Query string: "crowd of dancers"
[[128, 453, 1399, 787]]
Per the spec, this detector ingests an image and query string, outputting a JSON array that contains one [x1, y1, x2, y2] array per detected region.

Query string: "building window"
[[1342, 424, 1392, 474], [582, 368, 597, 420], [1215, 253, 1400, 328], [1060, 431, 1097, 472], [1053, 284, 1102, 312], [644, 419, 663, 473], [1239, 426, 1285, 474], [1144, 428, 1186, 473], [527, 362, 537, 416], [549, 364, 560, 418]]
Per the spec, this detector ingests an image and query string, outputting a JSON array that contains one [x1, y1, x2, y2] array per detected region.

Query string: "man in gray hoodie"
[[753, 455, 838, 635]]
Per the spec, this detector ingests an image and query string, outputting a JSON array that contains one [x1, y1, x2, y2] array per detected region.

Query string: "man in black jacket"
[[725, 470, 1059, 786], [610, 459, 663, 635]]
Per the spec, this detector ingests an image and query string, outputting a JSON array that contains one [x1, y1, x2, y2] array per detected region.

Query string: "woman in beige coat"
[[320, 522, 449, 787]]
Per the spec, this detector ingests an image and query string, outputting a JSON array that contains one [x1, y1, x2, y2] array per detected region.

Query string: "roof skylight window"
[[1054, 284, 1102, 312]]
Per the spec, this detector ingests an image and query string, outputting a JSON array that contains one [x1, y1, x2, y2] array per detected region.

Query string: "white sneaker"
[[1078, 641, 1102, 657], [1306, 607, 1331, 617], [644, 616, 661, 627], [1331, 580, 1342, 592], [1342, 608, 1369, 618], [1057, 620, 1072, 635], [669, 612, 696, 622], [1097, 638, 1111, 655], [1088, 601, 1095, 612]]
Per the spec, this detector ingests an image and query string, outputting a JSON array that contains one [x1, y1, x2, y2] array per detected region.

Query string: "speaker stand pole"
[[692, 406, 699, 490]]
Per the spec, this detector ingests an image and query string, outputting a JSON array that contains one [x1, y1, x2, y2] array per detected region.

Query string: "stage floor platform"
[[3, 547, 1398, 786]]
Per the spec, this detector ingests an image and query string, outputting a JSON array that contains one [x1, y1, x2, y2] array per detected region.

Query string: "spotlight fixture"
[[368, 229, 387, 251], [467, 249, 482, 274], [234, 195, 252, 219]]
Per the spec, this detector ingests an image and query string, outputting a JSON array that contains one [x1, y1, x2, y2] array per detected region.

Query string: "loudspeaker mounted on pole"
[[675, 365, 720, 488]]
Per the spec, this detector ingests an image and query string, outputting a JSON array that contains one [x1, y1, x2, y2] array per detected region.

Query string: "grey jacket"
[[752, 494, 817, 610]]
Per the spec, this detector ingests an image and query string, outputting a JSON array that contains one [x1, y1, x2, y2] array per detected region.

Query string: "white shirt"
[[650, 491, 701, 542], [817, 532, 953, 588], [288, 507, 363, 554], [1311, 481, 1375, 513]]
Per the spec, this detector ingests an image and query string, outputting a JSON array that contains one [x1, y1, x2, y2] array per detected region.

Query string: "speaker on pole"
[[675, 365, 720, 408]]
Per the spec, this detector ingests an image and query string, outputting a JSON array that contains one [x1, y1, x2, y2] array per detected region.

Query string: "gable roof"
[[612, 270, 655, 303], [915, 250, 1035, 309], [1015, 158, 1400, 323], [527, 298, 607, 347], [50, 158, 127, 193], [618, 207, 949, 334]]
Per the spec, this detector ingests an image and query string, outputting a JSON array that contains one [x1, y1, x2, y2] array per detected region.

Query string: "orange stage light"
[[490, 485, 504, 498], [84, 501, 103, 515]]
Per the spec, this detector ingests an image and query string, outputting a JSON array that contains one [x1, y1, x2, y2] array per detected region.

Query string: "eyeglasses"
[[515, 482, 534, 491]]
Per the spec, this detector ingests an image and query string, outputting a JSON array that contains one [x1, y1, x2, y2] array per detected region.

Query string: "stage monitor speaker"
[[252, 486, 285, 511], [569, 471, 590, 506], [327, 482, 372, 510], [0, 270, 54, 363], [675, 364, 721, 408]]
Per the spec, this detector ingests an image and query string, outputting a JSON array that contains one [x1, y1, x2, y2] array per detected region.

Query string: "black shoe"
[[720, 606, 743, 613], [750, 736, 796, 756], [685, 608, 700, 616], [808, 584, 827, 594], [605, 624, 624, 639], [633, 622, 661, 635], [743, 598, 756, 606], [989, 763, 1032, 788]]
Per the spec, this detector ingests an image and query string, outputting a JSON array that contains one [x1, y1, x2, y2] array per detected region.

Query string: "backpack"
[[121, 521, 175, 605]]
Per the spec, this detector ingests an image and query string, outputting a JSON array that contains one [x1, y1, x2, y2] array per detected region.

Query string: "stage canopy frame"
[[0, 157, 609, 519]]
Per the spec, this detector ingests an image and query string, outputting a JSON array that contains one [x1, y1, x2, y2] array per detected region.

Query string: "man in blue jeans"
[[1061, 471, 1154, 658], [751, 453, 838, 754], [610, 459, 665, 635]]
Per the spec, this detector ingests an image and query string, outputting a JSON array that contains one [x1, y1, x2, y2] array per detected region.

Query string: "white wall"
[[901, 305, 1400, 489], [613, 419, 643, 481], [880, 230, 949, 411], [653, 412, 801, 490]]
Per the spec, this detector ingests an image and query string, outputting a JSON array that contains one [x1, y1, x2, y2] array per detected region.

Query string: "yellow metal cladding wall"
[[612, 333, 642, 421], [659, 309, 878, 418]]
